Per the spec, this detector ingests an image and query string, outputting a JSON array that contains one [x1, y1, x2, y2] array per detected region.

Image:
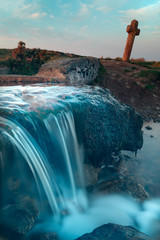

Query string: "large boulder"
[[76, 223, 151, 240], [37, 58, 99, 85], [73, 87, 143, 166]]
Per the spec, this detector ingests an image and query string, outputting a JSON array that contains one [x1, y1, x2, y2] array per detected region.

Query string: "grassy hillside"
[[0, 47, 81, 75], [0, 48, 80, 62], [0, 49, 12, 62]]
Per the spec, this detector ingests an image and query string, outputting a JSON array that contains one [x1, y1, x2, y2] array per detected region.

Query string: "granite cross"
[[122, 19, 140, 61]]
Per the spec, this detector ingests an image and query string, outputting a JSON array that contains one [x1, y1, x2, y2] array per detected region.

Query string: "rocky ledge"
[[37, 57, 100, 85], [76, 223, 151, 240]]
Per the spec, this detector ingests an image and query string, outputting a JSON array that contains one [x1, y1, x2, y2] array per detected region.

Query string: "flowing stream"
[[0, 84, 160, 239]]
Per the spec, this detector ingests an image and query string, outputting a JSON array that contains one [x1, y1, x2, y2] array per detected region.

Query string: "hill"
[[0, 46, 81, 74], [97, 59, 160, 122]]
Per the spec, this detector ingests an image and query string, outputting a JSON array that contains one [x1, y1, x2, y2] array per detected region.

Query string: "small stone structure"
[[0, 75, 52, 85], [0, 66, 10, 75], [123, 19, 140, 61]]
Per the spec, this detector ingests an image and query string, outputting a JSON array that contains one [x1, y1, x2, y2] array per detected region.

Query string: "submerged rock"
[[83, 164, 100, 186], [27, 232, 59, 240], [76, 223, 151, 240], [37, 57, 99, 85], [92, 177, 149, 202], [0, 204, 35, 236]]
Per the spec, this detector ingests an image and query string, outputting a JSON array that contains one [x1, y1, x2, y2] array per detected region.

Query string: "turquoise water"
[[0, 84, 160, 239]]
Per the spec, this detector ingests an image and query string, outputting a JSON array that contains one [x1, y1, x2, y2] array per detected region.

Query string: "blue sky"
[[0, 0, 160, 60]]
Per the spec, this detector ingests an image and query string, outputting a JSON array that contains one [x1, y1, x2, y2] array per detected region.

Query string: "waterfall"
[[44, 111, 87, 210], [0, 106, 87, 219], [1, 85, 159, 239]]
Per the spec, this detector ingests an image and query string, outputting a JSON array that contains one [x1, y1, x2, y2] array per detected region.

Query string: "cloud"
[[29, 12, 46, 19], [154, 26, 160, 30], [0, 0, 45, 20], [96, 6, 112, 13], [119, 1, 160, 23], [78, 4, 90, 16], [153, 31, 160, 35], [47, 26, 54, 31], [79, 25, 89, 36], [71, 3, 90, 22]]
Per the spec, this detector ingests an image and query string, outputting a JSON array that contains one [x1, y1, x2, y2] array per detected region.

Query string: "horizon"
[[0, 0, 160, 61]]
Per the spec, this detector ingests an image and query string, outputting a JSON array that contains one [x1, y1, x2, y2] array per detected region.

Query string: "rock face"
[[76, 223, 151, 240], [37, 58, 100, 85], [74, 88, 143, 166], [27, 232, 59, 240]]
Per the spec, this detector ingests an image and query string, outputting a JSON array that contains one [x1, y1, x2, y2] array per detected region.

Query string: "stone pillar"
[[122, 19, 140, 61]]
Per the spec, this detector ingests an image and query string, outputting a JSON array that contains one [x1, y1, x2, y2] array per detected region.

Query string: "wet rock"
[[27, 232, 59, 240], [74, 88, 143, 167], [0, 204, 35, 235], [37, 58, 100, 85], [97, 152, 131, 184], [145, 126, 152, 130], [76, 223, 151, 240], [0, 224, 23, 240], [83, 164, 100, 186], [98, 166, 119, 183], [92, 177, 149, 202]]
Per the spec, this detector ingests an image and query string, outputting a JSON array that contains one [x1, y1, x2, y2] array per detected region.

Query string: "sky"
[[0, 0, 160, 61]]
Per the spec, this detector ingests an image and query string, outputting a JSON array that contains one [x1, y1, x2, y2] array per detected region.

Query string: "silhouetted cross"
[[123, 19, 140, 61]]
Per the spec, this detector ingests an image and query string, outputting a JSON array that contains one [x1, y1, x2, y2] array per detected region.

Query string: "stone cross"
[[122, 19, 140, 61]]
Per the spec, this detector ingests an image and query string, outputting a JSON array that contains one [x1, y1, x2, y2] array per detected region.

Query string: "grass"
[[93, 62, 107, 85], [0, 49, 12, 61], [98, 63, 107, 76], [131, 61, 155, 69], [139, 70, 160, 82], [138, 70, 160, 91], [145, 83, 156, 91], [124, 69, 131, 73]]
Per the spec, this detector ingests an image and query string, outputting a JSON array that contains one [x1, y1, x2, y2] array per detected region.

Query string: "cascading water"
[[0, 85, 88, 223], [0, 84, 160, 240]]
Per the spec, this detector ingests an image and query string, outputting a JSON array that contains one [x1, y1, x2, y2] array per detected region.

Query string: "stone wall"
[[0, 67, 10, 75], [0, 75, 52, 85]]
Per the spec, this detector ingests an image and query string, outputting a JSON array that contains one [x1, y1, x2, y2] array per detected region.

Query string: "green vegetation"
[[131, 61, 155, 69], [145, 83, 156, 91], [139, 70, 160, 91], [139, 70, 160, 82], [93, 62, 107, 85], [0, 49, 12, 61], [124, 69, 131, 73], [0, 41, 80, 75], [98, 63, 107, 76]]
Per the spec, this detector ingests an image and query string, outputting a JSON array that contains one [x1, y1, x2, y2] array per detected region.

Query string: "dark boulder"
[[0, 204, 35, 237], [76, 223, 151, 240], [73, 87, 143, 166]]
